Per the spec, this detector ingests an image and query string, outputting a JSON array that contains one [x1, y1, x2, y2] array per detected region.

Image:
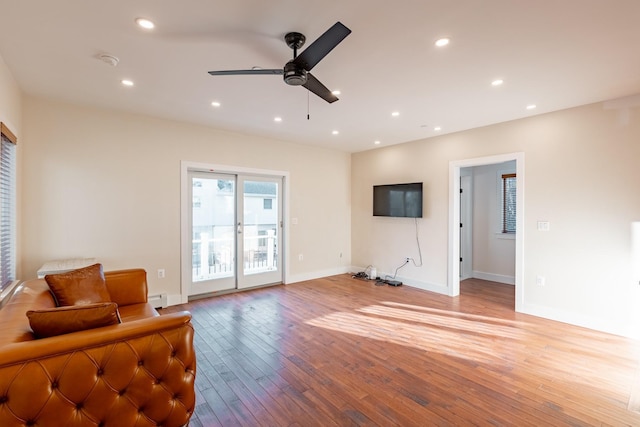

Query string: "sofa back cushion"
[[27, 302, 121, 338], [45, 263, 111, 306]]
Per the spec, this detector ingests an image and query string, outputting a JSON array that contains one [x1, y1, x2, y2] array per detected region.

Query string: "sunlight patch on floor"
[[305, 307, 523, 365], [357, 305, 526, 340]]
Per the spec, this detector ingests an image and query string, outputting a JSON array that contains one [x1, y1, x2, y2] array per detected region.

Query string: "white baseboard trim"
[[350, 265, 449, 295], [472, 270, 515, 285], [167, 293, 187, 307], [286, 266, 352, 285], [399, 277, 448, 295]]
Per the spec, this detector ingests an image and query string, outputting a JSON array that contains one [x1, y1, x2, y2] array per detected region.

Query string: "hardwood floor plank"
[[162, 276, 640, 426]]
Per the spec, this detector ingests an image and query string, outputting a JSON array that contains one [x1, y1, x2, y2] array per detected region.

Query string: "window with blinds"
[[502, 173, 516, 233], [0, 123, 16, 291]]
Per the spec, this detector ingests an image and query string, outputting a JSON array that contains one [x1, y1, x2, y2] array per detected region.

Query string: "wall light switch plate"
[[537, 221, 550, 231]]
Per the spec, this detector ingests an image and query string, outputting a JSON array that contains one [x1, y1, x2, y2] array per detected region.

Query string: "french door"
[[187, 171, 283, 296]]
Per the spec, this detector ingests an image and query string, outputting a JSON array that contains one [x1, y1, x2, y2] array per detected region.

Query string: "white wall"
[[471, 161, 516, 284], [352, 96, 640, 338], [20, 96, 352, 299]]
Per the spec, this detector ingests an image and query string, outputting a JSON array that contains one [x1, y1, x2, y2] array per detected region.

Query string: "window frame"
[[0, 122, 17, 292], [500, 172, 517, 234]]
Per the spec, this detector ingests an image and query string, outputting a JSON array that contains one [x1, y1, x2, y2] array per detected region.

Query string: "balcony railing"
[[192, 230, 276, 281]]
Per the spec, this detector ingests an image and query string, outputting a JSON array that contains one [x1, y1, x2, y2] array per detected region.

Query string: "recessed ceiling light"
[[332, 130, 339, 135], [121, 79, 134, 87], [274, 117, 282, 122], [435, 38, 450, 47], [211, 101, 221, 107], [434, 126, 442, 131], [331, 90, 341, 96], [391, 111, 400, 117], [491, 79, 504, 86], [135, 18, 155, 29], [526, 104, 537, 110], [374, 140, 381, 145]]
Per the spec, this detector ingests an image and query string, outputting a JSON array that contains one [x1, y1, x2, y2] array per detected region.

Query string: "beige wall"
[[352, 96, 640, 337], [0, 54, 21, 134], [20, 96, 352, 298]]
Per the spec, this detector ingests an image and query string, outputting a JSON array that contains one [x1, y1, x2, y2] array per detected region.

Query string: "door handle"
[[237, 222, 242, 234]]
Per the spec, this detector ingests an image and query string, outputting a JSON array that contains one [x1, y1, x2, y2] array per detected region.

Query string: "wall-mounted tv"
[[373, 182, 423, 218]]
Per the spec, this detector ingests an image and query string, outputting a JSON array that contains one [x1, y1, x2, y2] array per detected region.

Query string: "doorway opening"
[[448, 153, 524, 312]]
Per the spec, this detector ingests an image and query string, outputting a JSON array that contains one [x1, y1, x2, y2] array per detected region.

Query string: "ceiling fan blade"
[[208, 69, 283, 76], [303, 73, 338, 103], [293, 22, 351, 71]]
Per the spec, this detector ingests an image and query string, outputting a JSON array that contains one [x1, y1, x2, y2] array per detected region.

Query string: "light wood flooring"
[[161, 276, 640, 426]]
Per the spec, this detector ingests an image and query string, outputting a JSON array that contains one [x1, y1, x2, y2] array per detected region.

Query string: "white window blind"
[[502, 173, 516, 234], [0, 123, 16, 290]]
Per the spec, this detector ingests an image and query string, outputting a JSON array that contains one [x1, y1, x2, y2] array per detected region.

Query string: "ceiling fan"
[[208, 22, 351, 103]]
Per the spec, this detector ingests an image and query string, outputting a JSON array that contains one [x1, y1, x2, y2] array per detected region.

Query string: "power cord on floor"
[[352, 265, 373, 280]]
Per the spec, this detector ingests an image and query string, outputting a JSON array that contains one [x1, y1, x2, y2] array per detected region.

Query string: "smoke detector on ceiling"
[[98, 54, 119, 67]]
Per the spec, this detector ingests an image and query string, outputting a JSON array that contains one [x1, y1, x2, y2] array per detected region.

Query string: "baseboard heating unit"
[[148, 293, 168, 308]]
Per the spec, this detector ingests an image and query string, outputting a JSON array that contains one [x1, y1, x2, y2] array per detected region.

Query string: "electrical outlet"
[[536, 275, 545, 287], [298, 254, 304, 261], [157, 269, 165, 279]]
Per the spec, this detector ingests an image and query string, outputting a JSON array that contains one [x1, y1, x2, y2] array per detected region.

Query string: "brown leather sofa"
[[0, 268, 196, 427]]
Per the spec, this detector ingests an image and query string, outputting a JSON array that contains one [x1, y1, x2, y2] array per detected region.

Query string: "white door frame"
[[448, 152, 525, 311], [180, 161, 290, 303]]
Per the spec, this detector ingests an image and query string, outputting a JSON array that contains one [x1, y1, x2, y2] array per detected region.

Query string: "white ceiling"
[[1, 0, 639, 152]]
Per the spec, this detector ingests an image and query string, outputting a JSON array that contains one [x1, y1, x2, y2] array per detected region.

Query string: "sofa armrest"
[[0, 311, 196, 427], [104, 268, 148, 306]]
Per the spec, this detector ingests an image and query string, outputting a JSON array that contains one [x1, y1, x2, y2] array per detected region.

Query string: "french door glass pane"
[[192, 177, 235, 282], [243, 180, 278, 276]]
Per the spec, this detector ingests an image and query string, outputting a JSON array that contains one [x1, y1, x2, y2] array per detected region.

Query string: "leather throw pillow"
[[45, 263, 111, 306], [27, 302, 121, 338]]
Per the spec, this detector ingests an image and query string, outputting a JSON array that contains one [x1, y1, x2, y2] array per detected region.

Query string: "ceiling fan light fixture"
[[283, 62, 307, 86]]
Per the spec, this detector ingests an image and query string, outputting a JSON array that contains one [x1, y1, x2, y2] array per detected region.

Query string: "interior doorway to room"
[[449, 153, 524, 311], [182, 165, 285, 298]]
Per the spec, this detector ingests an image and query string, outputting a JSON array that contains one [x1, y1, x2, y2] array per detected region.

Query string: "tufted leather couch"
[[0, 269, 196, 427]]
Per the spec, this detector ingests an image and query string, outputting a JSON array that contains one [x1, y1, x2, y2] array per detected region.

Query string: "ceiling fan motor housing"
[[283, 61, 307, 86]]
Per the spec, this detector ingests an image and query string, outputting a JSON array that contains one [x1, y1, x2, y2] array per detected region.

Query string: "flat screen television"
[[373, 182, 423, 218]]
